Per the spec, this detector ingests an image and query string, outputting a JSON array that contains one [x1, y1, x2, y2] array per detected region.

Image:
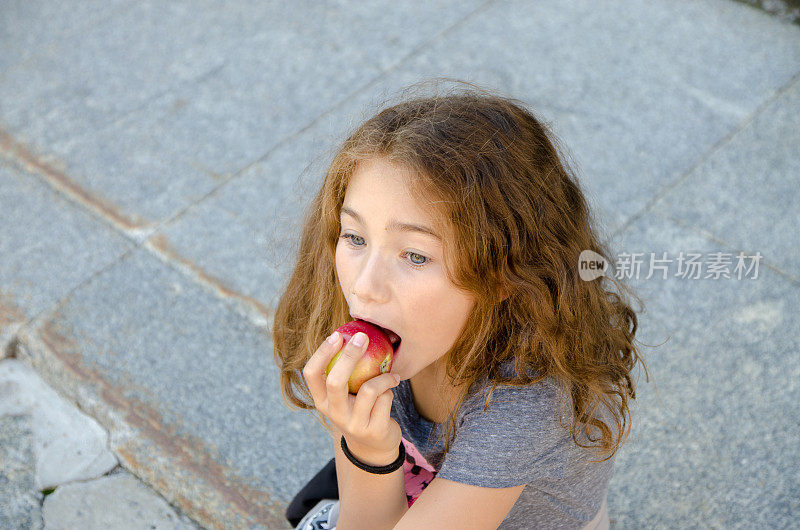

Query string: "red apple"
[[325, 320, 399, 394]]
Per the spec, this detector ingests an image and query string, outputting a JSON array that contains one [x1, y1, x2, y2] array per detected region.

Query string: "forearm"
[[329, 429, 408, 530]]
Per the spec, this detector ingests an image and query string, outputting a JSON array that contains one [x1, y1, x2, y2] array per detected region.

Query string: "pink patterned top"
[[400, 436, 438, 507]]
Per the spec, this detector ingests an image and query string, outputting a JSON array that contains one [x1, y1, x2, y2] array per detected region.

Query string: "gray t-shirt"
[[390, 361, 615, 529]]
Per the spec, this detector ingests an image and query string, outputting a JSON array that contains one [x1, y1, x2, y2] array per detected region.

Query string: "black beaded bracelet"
[[340, 435, 405, 474]]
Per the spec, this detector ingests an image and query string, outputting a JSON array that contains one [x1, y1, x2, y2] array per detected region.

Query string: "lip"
[[350, 313, 401, 351], [350, 313, 396, 335]]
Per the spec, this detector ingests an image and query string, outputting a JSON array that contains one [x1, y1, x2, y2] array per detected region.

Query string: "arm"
[[394, 477, 524, 529], [331, 427, 408, 530], [303, 329, 406, 530], [330, 420, 521, 529]]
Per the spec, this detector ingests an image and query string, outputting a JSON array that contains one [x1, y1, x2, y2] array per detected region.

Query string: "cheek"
[[406, 283, 451, 337], [411, 287, 473, 338]]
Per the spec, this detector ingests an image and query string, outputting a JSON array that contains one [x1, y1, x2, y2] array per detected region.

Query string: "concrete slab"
[[143, 86, 386, 327], [0, 414, 43, 530], [0, 0, 132, 73], [0, 359, 118, 491], [363, 0, 800, 235], [652, 73, 800, 283], [0, 162, 135, 357], [16, 113, 220, 231], [143, 0, 800, 337], [0, 0, 486, 232], [82, 0, 488, 177], [735, 0, 800, 25], [15, 246, 332, 529], [42, 470, 200, 530], [604, 209, 799, 527], [0, 1, 230, 147]]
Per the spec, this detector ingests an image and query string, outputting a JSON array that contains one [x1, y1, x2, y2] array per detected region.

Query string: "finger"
[[351, 373, 400, 432], [302, 331, 343, 403], [326, 331, 369, 408], [367, 387, 396, 432]]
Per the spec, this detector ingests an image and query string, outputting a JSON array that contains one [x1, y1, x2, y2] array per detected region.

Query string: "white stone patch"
[[0, 359, 118, 491], [42, 471, 200, 529], [732, 299, 784, 335]]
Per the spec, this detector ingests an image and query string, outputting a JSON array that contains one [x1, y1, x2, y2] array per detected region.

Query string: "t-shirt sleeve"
[[435, 380, 570, 488]]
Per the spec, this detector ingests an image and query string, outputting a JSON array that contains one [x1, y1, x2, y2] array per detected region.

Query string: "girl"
[[274, 81, 648, 529]]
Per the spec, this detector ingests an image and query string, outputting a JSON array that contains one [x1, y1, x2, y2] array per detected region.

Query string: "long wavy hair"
[[272, 80, 650, 463]]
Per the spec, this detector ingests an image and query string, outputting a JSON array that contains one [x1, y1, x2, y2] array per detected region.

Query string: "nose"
[[350, 252, 390, 304]]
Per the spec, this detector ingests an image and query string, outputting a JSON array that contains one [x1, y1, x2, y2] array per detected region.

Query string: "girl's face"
[[335, 157, 475, 383]]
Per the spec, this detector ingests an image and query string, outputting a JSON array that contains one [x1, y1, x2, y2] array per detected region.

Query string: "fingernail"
[[327, 331, 339, 344], [393, 374, 401, 384], [352, 332, 366, 347]]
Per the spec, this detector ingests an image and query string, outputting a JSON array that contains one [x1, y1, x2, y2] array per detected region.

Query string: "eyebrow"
[[340, 206, 442, 242]]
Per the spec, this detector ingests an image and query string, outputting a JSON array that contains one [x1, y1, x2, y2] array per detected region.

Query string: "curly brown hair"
[[272, 79, 650, 463]]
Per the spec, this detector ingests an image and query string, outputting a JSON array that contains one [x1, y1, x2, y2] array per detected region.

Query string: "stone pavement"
[[0, 359, 201, 529], [1, 1, 799, 529]]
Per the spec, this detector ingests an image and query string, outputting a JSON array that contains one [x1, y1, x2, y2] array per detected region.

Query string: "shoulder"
[[395, 370, 570, 528], [436, 367, 571, 487], [464, 363, 568, 428], [465, 373, 569, 451]]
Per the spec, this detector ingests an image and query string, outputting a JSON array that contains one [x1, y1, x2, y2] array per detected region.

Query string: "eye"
[[405, 251, 428, 268], [339, 233, 431, 270], [340, 233, 365, 248]]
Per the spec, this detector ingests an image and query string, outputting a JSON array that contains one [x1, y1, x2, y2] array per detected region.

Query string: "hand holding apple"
[[325, 320, 397, 394], [302, 320, 403, 462]]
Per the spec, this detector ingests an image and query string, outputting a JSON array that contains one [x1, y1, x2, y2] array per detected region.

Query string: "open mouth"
[[357, 319, 402, 353]]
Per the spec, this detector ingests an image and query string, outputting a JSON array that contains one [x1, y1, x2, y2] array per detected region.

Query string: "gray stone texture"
[[652, 73, 800, 282], [0, 414, 43, 530], [1, 0, 799, 528], [605, 211, 799, 528], [41, 471, 200, 530], [0, 162, 135, 357], [0, 359, 118, 491]]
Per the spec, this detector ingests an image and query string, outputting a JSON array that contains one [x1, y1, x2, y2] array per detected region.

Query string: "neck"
[[409, 360, 462, 424]]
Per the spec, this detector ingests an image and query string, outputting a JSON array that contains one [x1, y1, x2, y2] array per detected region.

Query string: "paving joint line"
[[3, 0, 498, 341], [653, 210, 800, 287], [612, 68, 800, 241], [0, 130, 272, 336], [115, 0, 500, 335], [147, 0, 499, 238], [13, 247, 137, 345]]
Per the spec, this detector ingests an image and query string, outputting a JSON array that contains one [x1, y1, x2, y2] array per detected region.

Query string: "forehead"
[[343, 158, 437, 223], [340, 204, 443, 242], [341, 158, 456, 247]]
